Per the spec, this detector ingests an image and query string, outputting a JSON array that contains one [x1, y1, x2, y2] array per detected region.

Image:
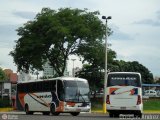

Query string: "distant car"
[[142, 95, 149, 99], [157, 90, 160, 96], [144, 90, 157, 97]]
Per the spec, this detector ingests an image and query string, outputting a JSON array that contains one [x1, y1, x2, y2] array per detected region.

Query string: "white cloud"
[[0, 48, 17, 72], [110, 24, 160, 76], [0, 0, 160, 77]]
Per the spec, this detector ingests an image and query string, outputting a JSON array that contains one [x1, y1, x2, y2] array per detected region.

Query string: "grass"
[[91, 98, 103, 111], [143, 99, 160, 110]]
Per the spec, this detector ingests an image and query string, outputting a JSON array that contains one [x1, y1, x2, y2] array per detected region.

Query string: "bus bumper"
[[107, 104, 143, 113], [64, 106, 91, 112]]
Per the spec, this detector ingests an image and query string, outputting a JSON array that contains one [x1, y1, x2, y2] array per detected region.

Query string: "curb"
[[91, 110, 108, 114], [143, 110, 160, 114], [0, 108, 13, 112]]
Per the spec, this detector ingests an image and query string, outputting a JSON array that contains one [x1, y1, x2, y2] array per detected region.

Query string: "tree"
[[76, 45, 116, 91], [77, 41, 116, 69], [75, 40, 117, 92], [112, 60, 154, 83], [76, 64, 104, 93], [0, 68, 6, 81], [156, 78, 160, 84], [10, 8, 107, 76]]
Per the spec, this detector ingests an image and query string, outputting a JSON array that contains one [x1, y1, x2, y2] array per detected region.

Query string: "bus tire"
[[134, 112, 142, 118], [70, 112, 80, 116], [50, 103, 60, 116], [25, 104, 33, 115], [109, 113, 114, 117], [114, 113, 119, 118]]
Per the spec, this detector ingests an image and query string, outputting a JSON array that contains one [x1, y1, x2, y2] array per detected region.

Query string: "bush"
[[91, 98, 103, 110], [0, 97, 11, 108]]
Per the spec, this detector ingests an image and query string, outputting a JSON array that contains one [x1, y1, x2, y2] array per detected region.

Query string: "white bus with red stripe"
[[16, 77, 91, 116], [106, 72, 143, 118]]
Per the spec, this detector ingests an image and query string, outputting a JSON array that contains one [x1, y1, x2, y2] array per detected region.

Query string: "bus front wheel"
[[70, 112, 80, 116], [50, 104, 60, 116]]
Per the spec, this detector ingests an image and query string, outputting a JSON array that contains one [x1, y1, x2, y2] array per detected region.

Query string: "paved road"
[[0, 112, 160, 120], [0, 113, 109, 120]]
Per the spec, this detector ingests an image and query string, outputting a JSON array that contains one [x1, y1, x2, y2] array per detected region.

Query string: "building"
[[0, 69, 18, 108], [0, 81, 11, 99], [43, 60, 69, 77], [18, 71, 32, 82]]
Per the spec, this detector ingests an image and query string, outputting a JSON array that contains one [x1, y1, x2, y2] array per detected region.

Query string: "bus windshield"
[[107, 73, 141, 87], [64, 80, 90, 102]]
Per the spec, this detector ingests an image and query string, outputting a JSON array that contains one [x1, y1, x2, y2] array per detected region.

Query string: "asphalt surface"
[[0, 112, 160, 120], [0, 112, 108, 120]]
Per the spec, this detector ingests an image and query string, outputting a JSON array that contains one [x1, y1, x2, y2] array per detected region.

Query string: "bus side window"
[[57, 80, 64, 101], [50, 81, 56, 92]]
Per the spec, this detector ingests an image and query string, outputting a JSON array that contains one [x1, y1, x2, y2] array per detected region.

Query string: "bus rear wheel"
[[70, 112, 80, 116], [109, 112, 114, 117], [25, 104, 33, 115], [134, 112, 142, 118]]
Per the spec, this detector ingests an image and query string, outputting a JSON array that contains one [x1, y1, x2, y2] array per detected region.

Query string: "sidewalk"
[[0, 108, 160, 114]]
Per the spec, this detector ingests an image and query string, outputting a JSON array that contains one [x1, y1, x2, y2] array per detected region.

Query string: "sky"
[[0, 0, 160, 77]]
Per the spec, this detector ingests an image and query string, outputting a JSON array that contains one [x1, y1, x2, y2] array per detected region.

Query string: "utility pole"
[[102, 16, 112, 113]]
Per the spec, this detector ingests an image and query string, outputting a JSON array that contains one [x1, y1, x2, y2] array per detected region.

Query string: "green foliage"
[[0, 68, 6, 81], [112, 60, 154, 83], [0, 98, 11, 108], [77, 41, 116, 69], [77, 60, 154, 91], [155, 78, 160, 83], [10, 7, 106, 76], [91, 98, 103, 110], [76, 64, 104, 91]]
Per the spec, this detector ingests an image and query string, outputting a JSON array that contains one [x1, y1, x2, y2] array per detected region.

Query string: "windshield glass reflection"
[[64, 80, 90, 102]]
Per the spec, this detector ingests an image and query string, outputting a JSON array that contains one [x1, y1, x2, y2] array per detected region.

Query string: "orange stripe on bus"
[[56, 101, 64, 112], [31, 93, 50, 107], [18, 93, 27, 108]]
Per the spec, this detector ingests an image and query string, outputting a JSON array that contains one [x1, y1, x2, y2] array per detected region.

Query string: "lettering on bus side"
[[37, 94, 52, 98]]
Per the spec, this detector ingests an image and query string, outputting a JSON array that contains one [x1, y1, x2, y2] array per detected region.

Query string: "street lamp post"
[[71, 59, 76, 77], [102, 16, 111, 113]]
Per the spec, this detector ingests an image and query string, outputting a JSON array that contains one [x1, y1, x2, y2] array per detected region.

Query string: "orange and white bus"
[[16, 77, 91, 116], [106, 72, 143, 118]]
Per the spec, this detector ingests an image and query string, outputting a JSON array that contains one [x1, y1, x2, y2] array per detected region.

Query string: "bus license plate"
[[120, 107, 126, 110]]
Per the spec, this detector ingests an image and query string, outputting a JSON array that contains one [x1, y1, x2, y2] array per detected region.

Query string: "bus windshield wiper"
[[78, 90, 86, 103]]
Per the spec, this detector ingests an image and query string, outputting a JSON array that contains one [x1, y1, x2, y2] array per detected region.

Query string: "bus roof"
[[18, 76, 87, 84]]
